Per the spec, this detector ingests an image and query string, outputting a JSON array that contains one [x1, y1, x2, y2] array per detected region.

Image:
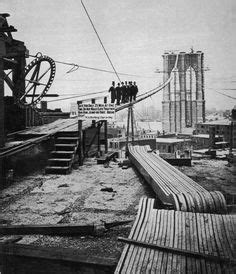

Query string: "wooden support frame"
[[125, 104, 135, 155], [97, 121, 101, 155], [104, 96, 108, 153]]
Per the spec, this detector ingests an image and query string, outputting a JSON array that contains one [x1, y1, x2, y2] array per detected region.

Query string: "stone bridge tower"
[[162, 50, 205, 133]]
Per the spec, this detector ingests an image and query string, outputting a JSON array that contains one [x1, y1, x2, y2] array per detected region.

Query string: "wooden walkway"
[[115, 197, 236, 273], [129, 145, 227, 213]]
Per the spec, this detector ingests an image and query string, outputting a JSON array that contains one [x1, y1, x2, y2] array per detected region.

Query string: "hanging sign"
[[78, 103, 115, 120]]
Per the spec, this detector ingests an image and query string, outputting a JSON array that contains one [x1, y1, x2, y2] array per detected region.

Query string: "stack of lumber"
[[129, 145, 227, 213], [115, 198, 236, 273]]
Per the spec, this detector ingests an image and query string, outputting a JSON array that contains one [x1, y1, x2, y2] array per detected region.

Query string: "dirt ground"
[[1, 156, 235, 258], [177, 159, 236, 201], [0, 158, 154, 258]]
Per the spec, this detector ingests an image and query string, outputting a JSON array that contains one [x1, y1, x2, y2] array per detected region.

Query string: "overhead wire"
[[27, 53, 155, 79], [80, 0, 122, 83], [215, 90, 236, 100]]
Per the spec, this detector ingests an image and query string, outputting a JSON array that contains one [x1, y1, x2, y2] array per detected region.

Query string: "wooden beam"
[[0, 223, 95, 236], [0, 243, 117, 274], [0, 220, 133, 236], [25, 94, 59, 97]]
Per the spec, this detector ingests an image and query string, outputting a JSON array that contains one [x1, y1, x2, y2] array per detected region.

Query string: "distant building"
[[191, 134, 225, 149], [156, 137, 192, 156], [231, 106, 236, 149], [139, 130, 159, 139], [195, 120, 231, 143]]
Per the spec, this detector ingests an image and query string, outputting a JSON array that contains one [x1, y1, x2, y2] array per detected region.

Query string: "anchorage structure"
[[162, 51, 205, 133]]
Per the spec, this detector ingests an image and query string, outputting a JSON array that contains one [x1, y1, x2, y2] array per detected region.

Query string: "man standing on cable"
[[116, 82, 122, 105], [108, 81, 116, 103], [125, 81, 129, 103], [129, 81, 134, 102], [121, 82, 126, 104], [133, 81, 138, 101]]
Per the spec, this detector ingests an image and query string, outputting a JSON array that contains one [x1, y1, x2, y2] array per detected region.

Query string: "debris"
[[0, 236, 23, 244], [119, 159, 131, 168], [56, 208, 71, 215], [101, 187, 115, 193], [58, 183, 69, 188], [103, 161, 110, 168], [0, 219, 11, 225]]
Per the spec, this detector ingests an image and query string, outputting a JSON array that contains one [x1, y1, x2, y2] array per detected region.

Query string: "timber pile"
[[129, 145, 227, 213], [115, 198, 236, 273]]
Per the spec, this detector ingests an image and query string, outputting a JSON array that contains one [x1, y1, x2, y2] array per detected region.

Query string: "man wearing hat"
[[121, 82, 126, 104], [133, 81, 138, 101], [108, 81, 116, 103], [129, 81, 133, 102], [116, 82, 122, 105]]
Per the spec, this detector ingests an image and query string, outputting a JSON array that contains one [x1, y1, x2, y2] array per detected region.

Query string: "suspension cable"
[[81, 0, 121, 83], [47, 90, 107, 103]]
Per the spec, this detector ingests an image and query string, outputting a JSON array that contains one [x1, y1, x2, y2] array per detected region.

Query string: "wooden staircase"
[[45, 131, 78, 174]]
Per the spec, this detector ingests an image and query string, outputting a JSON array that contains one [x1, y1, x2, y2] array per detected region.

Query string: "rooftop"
[[199, 119, 231, 126], [156, 138, 191, 143]]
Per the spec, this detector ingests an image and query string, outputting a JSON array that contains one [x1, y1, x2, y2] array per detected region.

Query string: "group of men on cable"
[[108, 81, 139, 105]]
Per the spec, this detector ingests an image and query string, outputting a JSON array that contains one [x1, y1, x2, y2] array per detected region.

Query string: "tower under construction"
[[162, 50, 206, 133]]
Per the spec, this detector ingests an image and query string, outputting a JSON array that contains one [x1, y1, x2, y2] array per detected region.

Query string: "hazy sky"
[[2, 0, 236, 112]]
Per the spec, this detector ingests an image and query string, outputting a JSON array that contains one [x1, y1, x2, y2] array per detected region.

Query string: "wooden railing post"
[[104, 97, 108, 153], [77, 100, 83, 166]]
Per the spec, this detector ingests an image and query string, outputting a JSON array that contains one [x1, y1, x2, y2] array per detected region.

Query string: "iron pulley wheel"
[[18, 55, 56, 108]]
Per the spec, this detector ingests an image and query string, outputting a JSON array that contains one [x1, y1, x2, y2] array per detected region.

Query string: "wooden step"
[[54, 144, 76, 151], [48, 158, 72, 166], [56, 131, 78, 137], [50, 151, 74, 158], [56, 137, 78, 144], [45, 166, 70, 175]]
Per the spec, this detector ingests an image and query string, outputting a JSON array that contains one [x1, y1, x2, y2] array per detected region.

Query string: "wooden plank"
[[146, 206, 160, 272], [0, 223, 94, 236], [127, 198, 153, 273], [201, 213, 213, 273], [206, 213, 218, 273], [140, 203, 157, 272], [171, 210, 178, 273], [0, 220, 132, 236], [116, 198, 147, 272], [0, 243, 117, 274], [190, 212, 201, 273], [154, 209, 165, 272], [223, 215, 236, 259], [196, 213, 207, 274], [183, 212, 196, 273], [204, 213, 216, 273], [118, 230, 235, 265], [134, 199, 154, 273], [161, 210, 173, 273], [115, 198, 145, 273], [179, 209, 186, 273]]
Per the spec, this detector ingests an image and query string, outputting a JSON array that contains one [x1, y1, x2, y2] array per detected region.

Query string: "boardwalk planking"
[[115, 198, 236, 273]]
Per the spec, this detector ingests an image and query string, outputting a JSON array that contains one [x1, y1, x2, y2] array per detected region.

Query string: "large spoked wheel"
[[18, 55, 56, 108]]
